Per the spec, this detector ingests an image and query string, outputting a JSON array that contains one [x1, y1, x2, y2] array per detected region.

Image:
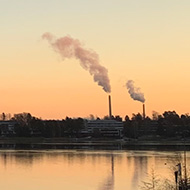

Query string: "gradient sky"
[[1, 0, 190, 119]]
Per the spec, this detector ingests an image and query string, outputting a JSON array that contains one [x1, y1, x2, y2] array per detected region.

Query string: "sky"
[[1, 0, 190, 119]]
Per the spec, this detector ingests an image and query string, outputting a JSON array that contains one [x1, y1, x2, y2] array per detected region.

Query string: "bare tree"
[[140, 168, 175, 190]]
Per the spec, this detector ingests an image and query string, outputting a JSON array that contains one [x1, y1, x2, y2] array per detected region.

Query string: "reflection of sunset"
[[0, 150, 187, 190]]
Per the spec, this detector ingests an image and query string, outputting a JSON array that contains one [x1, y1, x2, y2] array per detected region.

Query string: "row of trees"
[[123, 111, 190, 138], [0, 113, 84, 137], [1, 111, 190, 138]]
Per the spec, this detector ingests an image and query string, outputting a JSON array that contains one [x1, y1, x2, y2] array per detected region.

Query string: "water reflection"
[[98, 155, 114, 190], [0, 151, 43, 167], [131, 156, 148, 189], [0, 150, 188, 190]]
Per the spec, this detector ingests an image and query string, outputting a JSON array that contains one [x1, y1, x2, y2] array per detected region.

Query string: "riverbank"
[[0, 137, 190, 150]]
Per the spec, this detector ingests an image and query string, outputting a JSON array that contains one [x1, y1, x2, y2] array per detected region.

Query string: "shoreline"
[[0, 137, 189, 150]]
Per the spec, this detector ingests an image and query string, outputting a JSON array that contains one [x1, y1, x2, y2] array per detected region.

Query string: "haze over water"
[[0, 150, 187, 190]]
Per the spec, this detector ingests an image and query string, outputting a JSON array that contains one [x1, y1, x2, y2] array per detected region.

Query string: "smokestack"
[[143, 103, 145, 119], [109, 95, 112, 119]]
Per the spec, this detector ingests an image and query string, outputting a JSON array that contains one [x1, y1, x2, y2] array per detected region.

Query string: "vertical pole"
[[143, 103, 145, 119], [109, 95, 112, 119]]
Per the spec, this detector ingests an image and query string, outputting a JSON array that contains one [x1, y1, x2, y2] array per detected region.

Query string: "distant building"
[[86, 120, 123, 138], [0, 121, 17, 137]]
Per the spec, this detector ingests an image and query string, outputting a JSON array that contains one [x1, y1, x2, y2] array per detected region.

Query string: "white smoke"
[[42, 33, 111, 93], [126, 80, 145, 103]]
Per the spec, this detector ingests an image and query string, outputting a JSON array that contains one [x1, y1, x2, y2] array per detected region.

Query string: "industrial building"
[[86, 119, 123, 138], [85, 95, 123, 138]]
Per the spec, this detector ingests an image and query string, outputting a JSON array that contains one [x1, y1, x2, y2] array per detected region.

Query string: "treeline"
[[1, 111, 190, 139], [123, 111, 190, 139], [1, 113, 84, 137]]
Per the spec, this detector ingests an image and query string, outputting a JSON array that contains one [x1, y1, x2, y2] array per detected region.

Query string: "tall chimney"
[[143, 103, 145, 119], [108, 95, 112, 119]]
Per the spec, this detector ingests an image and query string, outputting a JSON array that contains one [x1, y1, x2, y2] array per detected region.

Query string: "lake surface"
[[0, 149, 188, 190]]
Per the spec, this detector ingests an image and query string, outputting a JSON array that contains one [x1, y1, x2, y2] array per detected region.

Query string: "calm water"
[[0, 149, 188, 190]]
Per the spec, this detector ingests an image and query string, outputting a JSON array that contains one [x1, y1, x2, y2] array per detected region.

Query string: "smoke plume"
[[42, 32, 111, 93], [126, 80, 145, 103]]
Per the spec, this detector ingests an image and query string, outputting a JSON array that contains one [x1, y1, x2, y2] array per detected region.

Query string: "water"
[[0, 150, 187, 190]]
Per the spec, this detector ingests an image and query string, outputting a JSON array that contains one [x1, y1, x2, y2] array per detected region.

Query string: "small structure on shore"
[[0, 121, 17, 137]]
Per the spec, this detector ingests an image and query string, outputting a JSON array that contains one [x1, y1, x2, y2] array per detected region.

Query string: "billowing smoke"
[[42, 33, 111, 93], [126, 80, 145, 103]]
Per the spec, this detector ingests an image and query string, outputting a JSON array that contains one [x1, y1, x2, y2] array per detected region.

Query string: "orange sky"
[[0, 1, 190, 119]]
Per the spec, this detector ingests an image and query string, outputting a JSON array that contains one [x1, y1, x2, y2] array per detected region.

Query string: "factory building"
[[84, 95, 123, 138], [86, 119, 123, 138]]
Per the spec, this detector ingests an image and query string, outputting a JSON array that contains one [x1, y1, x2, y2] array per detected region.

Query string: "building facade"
[[86, 120, 123, 138], [0, 121, 17, 137]]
